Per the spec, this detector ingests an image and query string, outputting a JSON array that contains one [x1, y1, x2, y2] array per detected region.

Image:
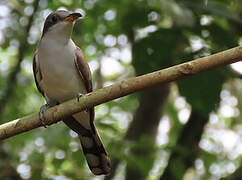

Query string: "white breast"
[[37, 38, 86, 102]]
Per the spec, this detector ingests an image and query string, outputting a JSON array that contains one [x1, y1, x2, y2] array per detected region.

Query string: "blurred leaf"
[[177, 69, 225, 115], [200, 150, 218, 168], [133, 29, 182, 75]]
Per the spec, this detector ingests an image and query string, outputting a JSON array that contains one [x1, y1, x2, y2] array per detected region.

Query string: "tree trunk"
[[160, 111, 208, 180], [125, 84, 170, 180]]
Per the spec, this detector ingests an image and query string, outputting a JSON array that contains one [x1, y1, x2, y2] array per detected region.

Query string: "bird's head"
[[41, 10, 82, 42]]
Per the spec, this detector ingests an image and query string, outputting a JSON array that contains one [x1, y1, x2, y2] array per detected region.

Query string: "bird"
[[32, 10, 111, 175]]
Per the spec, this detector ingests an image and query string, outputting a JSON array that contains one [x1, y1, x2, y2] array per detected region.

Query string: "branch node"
[[179, 63, 194, 75]]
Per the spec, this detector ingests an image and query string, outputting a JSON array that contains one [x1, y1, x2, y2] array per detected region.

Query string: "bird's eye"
[[52, 16, 58, 23]]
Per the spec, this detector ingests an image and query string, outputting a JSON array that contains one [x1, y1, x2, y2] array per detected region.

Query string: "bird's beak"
[[63, 13, 82, 23]]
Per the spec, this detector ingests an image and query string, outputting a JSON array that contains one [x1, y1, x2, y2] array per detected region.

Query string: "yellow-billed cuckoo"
[[33, 10, 111, 175]]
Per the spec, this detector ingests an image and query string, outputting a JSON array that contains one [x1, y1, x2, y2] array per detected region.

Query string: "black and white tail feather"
[[63, 112, 111, 175]]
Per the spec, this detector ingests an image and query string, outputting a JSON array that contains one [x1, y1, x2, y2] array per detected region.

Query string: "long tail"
[[78, 127, 110, 175], [63, 111, 111, 175]]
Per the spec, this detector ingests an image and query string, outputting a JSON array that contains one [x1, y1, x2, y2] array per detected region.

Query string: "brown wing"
[[74, 46, 93, 92], [33, 52, 44, 97], [74, 46, 94, 122]]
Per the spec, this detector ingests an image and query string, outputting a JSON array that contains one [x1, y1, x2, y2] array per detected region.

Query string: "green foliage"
[[177, 69, 225, 115], [133, 29, 182, 75]]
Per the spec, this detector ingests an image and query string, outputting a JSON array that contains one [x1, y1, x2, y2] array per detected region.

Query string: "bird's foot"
[[39, 101, 58, 128], [76, 93, 88, 112], [39, 104, 50, 128], [76, 93, 83, 102]]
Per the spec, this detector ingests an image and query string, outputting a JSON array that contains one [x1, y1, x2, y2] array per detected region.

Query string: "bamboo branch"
[[0, 46, 241, 140]]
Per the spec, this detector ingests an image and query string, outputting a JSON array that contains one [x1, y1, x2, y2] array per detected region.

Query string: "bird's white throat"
[[42, 22, 74, 44]]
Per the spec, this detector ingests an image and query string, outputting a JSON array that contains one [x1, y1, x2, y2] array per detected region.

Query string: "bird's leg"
[[39, 100, 58, 128], [76, 93, 88, 112], [76, 92, 83, 102], [39, 104, 50, 128]]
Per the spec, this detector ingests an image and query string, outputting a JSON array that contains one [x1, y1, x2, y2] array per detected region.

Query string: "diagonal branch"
[[0, 45, 241, 140]]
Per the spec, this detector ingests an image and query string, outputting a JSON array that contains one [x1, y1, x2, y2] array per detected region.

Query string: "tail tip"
[[91, 155, 111, 175], [91, 166, 111, 175]]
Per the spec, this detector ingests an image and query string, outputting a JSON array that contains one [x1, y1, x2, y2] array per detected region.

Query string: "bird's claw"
[[39, 104, 50, 128], [76, 93, 83, 102], [76, 93, 88, 112]]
